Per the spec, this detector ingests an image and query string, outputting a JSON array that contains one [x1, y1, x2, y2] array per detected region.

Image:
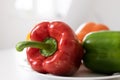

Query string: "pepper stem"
[[16, 38, 57, 57]]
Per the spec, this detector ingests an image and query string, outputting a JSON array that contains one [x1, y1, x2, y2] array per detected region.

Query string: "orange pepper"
[[76, 22, 109, 42]]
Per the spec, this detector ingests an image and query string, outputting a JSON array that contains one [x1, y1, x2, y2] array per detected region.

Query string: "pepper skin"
[[16, 21, 84, 76], [83, 31, 120, 74]]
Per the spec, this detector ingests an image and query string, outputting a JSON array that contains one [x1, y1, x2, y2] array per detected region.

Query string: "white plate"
[[17, 57, 120, 80], [15, 50, 120, 80]]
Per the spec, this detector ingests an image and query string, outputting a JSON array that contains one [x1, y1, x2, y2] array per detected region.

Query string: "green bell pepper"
[[83, 31, 120, 74]]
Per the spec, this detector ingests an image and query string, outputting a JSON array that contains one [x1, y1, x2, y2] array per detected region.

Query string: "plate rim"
[[31, 68, 120, 80]]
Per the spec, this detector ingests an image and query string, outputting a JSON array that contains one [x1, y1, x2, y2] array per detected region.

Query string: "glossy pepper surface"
[[16, 21, 84, 76], [83, 31, 120, 74]]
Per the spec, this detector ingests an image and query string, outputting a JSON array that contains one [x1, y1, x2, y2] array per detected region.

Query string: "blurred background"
[[0, 0, 120, 49]]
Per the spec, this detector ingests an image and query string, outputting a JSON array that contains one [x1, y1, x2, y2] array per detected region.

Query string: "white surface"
[[0, 49, 17, 80], [0, 49, 120, 80], [17, 63, 120, 80]]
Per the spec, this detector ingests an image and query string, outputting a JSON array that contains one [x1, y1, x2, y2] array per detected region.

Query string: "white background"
[[0, 0, 120, 49]]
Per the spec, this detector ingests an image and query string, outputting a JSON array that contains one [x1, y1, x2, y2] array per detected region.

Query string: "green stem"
[[16, 38, 57, 57], [16, 41, 49, 51]]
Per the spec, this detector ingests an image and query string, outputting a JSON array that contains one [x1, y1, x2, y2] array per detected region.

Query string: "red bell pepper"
[[16, 21, 84, 76]]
